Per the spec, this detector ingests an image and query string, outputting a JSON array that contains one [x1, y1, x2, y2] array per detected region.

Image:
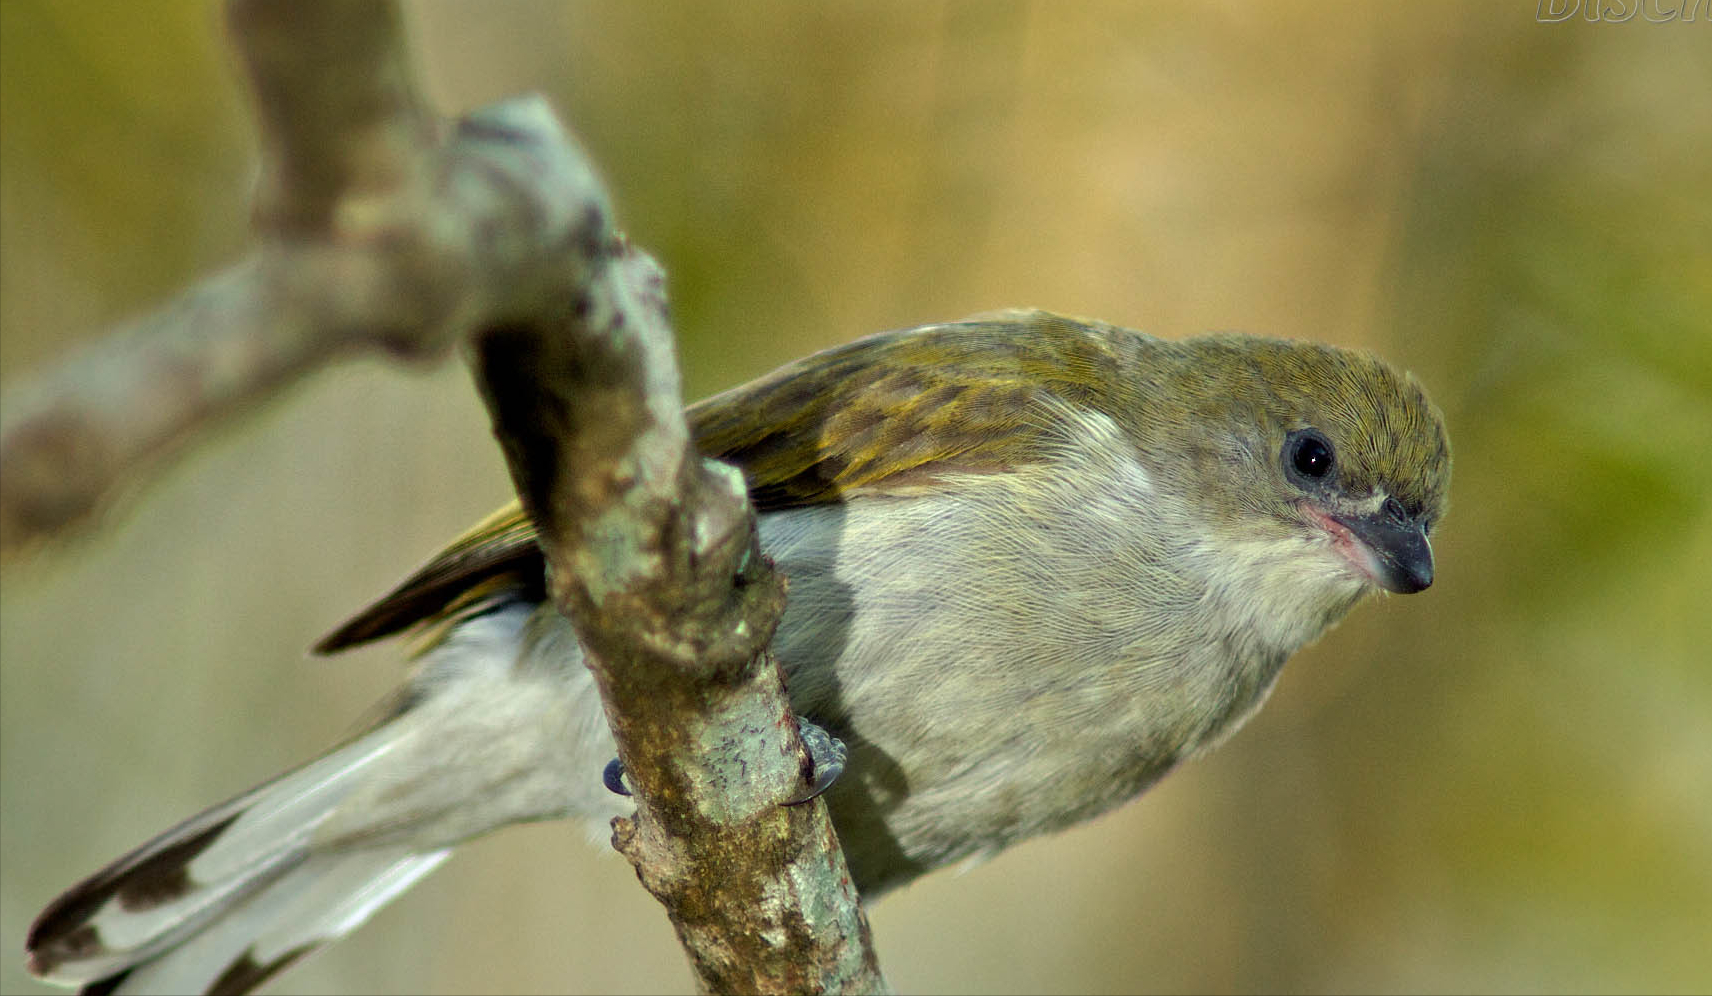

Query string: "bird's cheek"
[[1298, 502, 1382, 588]]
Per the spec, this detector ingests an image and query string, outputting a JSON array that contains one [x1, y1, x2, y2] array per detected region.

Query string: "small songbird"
[[25, 311, 1451, 995]]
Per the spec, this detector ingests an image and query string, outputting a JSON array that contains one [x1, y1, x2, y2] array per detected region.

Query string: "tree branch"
[[0, 2, 451, 557], [0, 0, 887, 991], [471, 231, 886, 996], [230, 0, 437, 235]]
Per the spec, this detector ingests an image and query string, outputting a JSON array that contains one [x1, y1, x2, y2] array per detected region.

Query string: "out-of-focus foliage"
[[2, 3, 1706, 994]]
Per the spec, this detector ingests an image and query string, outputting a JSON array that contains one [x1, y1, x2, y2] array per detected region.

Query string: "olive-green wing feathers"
[[691, 310, 1126, 508], [315, 311, 1129, 653], [312, 503, 546, 653]]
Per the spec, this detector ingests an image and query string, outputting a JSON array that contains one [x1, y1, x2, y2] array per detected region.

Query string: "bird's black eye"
[[1286, 430, 1335, 482]]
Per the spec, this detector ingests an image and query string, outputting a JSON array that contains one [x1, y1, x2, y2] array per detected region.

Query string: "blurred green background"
[[3, 3, 1708, 994]]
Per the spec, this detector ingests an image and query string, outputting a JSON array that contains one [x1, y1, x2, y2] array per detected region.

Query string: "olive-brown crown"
[[1131, 331, 1452, 534]]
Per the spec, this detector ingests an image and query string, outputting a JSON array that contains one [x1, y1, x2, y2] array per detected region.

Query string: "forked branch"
[[0, 1, 885, 991]]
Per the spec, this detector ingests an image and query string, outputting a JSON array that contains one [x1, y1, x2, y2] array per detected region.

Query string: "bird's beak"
[[1333, 507, 1434, 594]]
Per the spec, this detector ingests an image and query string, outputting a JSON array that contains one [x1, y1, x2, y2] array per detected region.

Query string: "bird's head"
[[1133, 334, 1452, 606]]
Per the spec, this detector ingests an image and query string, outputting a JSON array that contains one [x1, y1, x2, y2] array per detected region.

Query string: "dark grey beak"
[[1338, 505, 1434, 594]]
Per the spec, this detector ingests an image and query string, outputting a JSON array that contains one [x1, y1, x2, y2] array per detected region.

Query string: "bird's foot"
[[783, 720, 847, 806], [601, 719, 845, 806]]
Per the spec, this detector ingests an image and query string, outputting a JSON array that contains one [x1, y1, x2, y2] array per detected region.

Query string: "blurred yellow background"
[[3, 3, 1708, 993]]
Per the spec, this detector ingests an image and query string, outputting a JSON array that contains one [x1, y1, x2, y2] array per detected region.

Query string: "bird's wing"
[[312, 503, 544, 653], [315, 310, 1128, 653]]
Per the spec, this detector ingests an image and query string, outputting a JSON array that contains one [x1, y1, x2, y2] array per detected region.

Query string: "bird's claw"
[[783, 720, 847, 806], [602, 720, 845, 806], [602, 756, 631, 797]]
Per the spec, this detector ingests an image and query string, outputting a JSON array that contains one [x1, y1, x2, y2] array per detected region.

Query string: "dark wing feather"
[[312, 504, 545, 653], [315, 311, 1130, 653]]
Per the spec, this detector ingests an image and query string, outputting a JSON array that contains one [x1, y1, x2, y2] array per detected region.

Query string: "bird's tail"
[[24, 725, 447, 996]]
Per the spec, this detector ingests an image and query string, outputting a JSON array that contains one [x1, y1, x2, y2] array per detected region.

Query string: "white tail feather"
[[27, 725, 412, 991], [28, 603, 615, 995], [107, 849, 450, 996]]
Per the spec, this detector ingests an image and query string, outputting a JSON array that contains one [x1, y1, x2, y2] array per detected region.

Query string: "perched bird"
[[25, 310, 1451, 995]]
